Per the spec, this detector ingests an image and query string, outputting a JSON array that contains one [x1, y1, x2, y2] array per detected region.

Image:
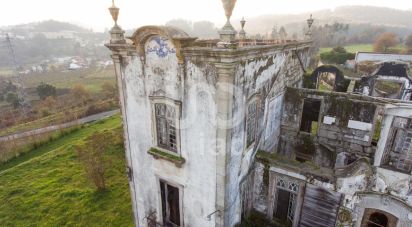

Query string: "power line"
[[2, 32, 31, 116]]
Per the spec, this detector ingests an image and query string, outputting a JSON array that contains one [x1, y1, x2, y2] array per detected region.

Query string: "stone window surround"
[[298, 95, 324, 136], [244, 93, 261, 151], [156, 176, 185, 227], [381, 116, 412, 173], [267, 167, 306, 227], [150, 96, 182, 156], [373, 78, 407, 99], [354, 192, 412, 227]]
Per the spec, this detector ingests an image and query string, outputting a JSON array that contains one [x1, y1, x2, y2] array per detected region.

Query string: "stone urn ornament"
[[222, 0, 237, 24], [218, 0, 238, 45]]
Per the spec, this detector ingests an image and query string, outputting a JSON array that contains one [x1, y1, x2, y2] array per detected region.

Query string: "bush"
[[320, 47, 355, 64], [37, 82, 57, 100]]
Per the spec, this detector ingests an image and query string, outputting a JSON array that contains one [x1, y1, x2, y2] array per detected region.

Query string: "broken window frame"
[[245, 96, 260, 148], [381, 117, 412, 173], [150, 97, 181, 154], [273, 176, 300, 225], [372, 78, 406, 100], [159, 179, 183, 227], [299, 98, 322, 135]]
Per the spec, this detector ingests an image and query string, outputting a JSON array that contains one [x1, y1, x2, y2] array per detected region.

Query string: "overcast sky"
[[2, 0, 411, 31]]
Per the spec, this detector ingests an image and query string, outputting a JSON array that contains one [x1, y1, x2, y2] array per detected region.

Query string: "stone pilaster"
[[214, 62, 236, 227]]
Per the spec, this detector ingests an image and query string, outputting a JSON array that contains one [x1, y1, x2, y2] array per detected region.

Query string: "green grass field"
[[320, 44, 405, 54], [0, 67, 116, 93], [0, 115, 134, 226], [320, 44, 374, 54], [22, 67, 116, 92]]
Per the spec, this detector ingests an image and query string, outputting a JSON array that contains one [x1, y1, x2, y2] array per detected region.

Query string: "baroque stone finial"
[[218, 0, 238, 45], [239, 17, 246, 40], [109, 0, 120, 26], [305, 14, 315, 40], [221, 0, 237, 21], [108, 0, 125, 44], [240, 17, 246, 29]]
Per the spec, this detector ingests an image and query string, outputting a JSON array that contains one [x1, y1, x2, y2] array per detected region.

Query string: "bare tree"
[[75, 130, 113, 191], [373, 32, 400, 53], [405, 34, 412, 54]]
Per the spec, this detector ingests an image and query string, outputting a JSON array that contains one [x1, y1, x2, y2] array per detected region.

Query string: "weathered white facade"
[[107, 24, 311, 227], [106, 3, 412, 226]]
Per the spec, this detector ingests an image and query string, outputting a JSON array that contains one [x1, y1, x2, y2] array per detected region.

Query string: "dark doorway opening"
[[274, 189, 294, 227], [160, 181, 181, 227], [300, 99, 321, 134], [367, 212, 388, 227], [361, 208, 398, 227]]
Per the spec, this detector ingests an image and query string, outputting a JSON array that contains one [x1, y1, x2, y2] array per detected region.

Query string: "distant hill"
[[2, 20, 90, 35], [0, 21, 109, 67], [234, 6, 412, 35]]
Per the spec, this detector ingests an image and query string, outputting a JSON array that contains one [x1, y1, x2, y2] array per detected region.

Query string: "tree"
[[5, 92, 20, 109], [41, 96, 57, 109], [165, 19, 193, 35], [37, 82, 57, 100], [101, 82, 117, 99], [320, 46, 355, 64], [192, 21, 217, 39], [71, 84, 90, 103], [279, 26, 288, 41], [373, 32, 400, 53], [75, 130, 114, 191], [405, 34, 412, 53]]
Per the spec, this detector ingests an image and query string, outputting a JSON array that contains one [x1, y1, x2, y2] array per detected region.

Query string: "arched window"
[[367, 212, 388, 227]]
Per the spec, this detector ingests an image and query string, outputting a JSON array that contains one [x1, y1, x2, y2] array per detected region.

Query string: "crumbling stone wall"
[[226, 48, 310, 226], [279, 88, 381, 171]]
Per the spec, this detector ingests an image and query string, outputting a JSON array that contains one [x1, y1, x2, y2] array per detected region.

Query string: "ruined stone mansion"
[[106, 1, 412, 227]]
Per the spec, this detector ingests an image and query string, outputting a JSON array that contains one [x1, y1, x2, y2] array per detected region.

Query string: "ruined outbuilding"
[[106, 2, 412, 227]]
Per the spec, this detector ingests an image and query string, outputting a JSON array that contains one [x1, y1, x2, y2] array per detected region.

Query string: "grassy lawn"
[[320, 44, 374, 54], [0, 115, 134, 227], [0, 99, 117, 137], [0, 67, 116, 93], [320, 44, 406, 54]]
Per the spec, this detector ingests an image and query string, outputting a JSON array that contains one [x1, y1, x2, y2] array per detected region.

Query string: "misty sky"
[[2, 0, 411, 31]]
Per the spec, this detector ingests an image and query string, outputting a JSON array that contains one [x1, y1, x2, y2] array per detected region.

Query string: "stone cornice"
[[181, 41, 312, 63]]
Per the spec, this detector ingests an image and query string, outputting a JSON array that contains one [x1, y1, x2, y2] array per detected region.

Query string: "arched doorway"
[[303, 65, 350, 92], [361, 209, 398, 227], [367, 212, 388, 227]]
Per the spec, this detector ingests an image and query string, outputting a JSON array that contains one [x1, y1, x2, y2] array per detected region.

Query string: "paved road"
[[0, 109, 120, 142]]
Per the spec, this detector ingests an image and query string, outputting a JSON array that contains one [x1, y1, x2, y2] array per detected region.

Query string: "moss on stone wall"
[[285, 87, 303, 103], [303, 70, 316, 89], [327, 95, 353, 127], [296, 134, 316, 155], [237, 210, 277, 227]]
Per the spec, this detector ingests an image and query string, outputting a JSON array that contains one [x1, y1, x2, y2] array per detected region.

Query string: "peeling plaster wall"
[[280, 89, 379, 169], [114, 31, 312, 226], [252, 88, 412, 226], [226, 49, 309, 226], [121, 36, 220, 227]]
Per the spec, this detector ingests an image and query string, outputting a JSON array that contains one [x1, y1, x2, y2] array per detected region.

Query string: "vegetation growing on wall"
[[297, 134, 316, 155]]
